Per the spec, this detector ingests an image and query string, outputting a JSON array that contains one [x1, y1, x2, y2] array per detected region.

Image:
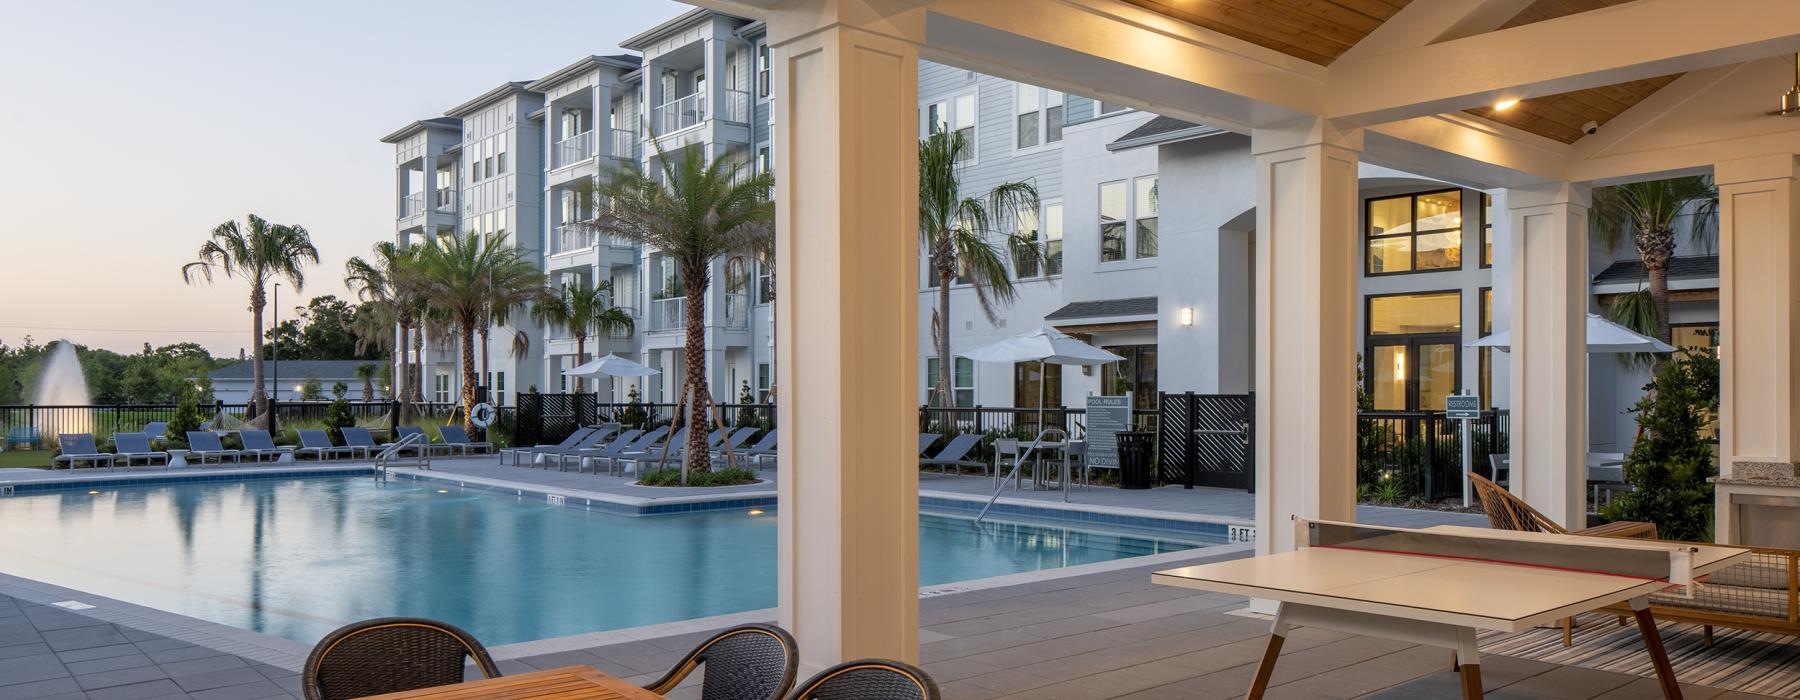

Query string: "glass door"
[[1367, 335, 1460, 412]]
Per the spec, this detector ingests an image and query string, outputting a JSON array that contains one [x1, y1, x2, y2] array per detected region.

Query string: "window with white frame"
[[924, 93, 978, 161], [756, 363, 772, 402], [756, 44, 771, 98], [496, 138, 507, 175], [1043, 201, 1064, 276], [1014, 207, 1042, 278], [926, 356, 974, 407], [1100, 178, 1157, 262], [1015, 85, 1064, 150], [1100, 180, 1127, 262], [1134, 175, 1158, 258], [756, 144, 770, 175], [434, 373, 450, 403]]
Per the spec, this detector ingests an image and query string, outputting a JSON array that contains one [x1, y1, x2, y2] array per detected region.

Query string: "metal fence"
[[0, 400, 471, 448], [1356, 409, 1510, 502], [1158, 393, 1254, 490]]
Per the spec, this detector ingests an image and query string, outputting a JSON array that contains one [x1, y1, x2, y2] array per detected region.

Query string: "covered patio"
[[689, 0, 1800, 687]]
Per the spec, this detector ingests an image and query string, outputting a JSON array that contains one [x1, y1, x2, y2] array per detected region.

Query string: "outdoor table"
[[166, 449, 189, 468], [358, 665, 665, 699]]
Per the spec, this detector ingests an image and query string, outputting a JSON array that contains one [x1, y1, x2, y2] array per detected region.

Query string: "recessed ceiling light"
[[1494, 99, 1519, 111]]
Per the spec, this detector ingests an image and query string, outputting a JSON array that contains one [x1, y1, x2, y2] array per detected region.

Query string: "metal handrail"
[[374, 431, 429, 479], [975, 427, 1067, 523]]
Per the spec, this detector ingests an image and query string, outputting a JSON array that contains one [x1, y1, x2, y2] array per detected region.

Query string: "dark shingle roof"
[[1045, 297, 1158, 321], [209, 360, 372, 381], [1592, 255, 1718, 284], [1107, 117, 1224, 151]]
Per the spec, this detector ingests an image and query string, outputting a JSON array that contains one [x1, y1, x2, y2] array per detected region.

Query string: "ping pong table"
[[1153, 519, 1749, 699]]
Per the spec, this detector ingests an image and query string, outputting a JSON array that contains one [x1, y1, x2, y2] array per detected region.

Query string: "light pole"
[[270, 282, 280, 438]]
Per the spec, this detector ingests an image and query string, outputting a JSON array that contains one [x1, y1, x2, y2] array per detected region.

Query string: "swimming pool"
[[0, 477, 1209, 645]]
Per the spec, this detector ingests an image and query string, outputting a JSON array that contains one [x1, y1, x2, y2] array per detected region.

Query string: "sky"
[[0, 0, 687, 356]]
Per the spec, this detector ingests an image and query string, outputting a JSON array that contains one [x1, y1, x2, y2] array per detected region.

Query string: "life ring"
[[469, 403, 496, 428]]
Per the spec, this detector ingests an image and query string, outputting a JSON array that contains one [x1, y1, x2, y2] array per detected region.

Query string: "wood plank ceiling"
[[1122, 0, 1680, 144]]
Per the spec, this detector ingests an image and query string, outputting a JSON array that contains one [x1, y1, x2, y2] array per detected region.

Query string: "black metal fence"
[[1356, 409, 1510, 502], [0, 401, 469, 448]]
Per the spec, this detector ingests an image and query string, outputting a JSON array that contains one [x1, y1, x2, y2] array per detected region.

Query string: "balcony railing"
[[607, 128, 639, 160], [400, 193, 424, 219], [554, 131, 595, 168], [721, 89, 751, 124], [434, 187, 456, 213], [724, 293, 750, 329], [654, 93, 706, 135], [650, 297, 685, 333], [551, 224, 599, 255]]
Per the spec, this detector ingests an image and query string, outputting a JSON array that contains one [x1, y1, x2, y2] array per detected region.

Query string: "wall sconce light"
[[1180, 307, 1195, 326]]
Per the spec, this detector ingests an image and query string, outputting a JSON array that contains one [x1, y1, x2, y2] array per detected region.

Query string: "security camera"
[[1582, 121, 1599, 135]]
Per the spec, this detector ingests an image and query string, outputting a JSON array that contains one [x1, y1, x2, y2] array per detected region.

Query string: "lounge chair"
[[736, 429, 779, 470], [296, 430, 352, 461], [502, 426, 606, 467], [142, 422, 169, 447], [706, 427, 760, 467], [239, 430, 293, 463], [919, 433, 940, 455], [341, 427, 390, 457], [52, 434, 112, 470], [920, 434, 986, 475], [526, 428, 621, 471], [186, 431, 242, 465], [111, 432, 168, 468], [436, 426, 492, 455], [552, 429, 647, 473], [603, 426, 676, 475], [617, 426, 688, 475], [396, 426, 455, 457]]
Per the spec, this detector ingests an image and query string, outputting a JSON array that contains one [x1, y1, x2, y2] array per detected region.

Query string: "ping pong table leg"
[[1630, 597, 1683, 699], [1454, 626, 1483, 699], [1245, 605, 1291, 700]]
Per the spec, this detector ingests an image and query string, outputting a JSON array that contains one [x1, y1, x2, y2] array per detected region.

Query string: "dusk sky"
[[0, 0, 686, 355]]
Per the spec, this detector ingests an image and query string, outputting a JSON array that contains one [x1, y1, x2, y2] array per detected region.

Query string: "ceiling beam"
[[1336, 0, 1534, 63], [1326, 0, 1800, 127]]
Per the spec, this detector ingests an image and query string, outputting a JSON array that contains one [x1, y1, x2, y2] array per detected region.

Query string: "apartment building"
[[379, 7, 1716, 456]]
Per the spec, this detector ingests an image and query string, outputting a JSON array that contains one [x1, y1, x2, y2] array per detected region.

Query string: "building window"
[[1014, 208, 1041, 279], [757, 363, 772, 402], [1366, 291, 1462, 412], [1480, 192, 1493, 268], [1369, 291, 1462, 336], [756, 44, 771, 98], [756, 262, 773, 304], [1479, 287, 1493, 409], [495, 371, 505, 405], [1100, 180, 1127, 262], [1043, 201, 1064, 276], [1134, 175, 1158, 259], [952, 93, 976, 160], [1015, 85, 1064, 150], [434, 373, 450, 404], [1366, 189, 1464, 275], [926, 356, 974, 407], [756, 144, 770, 175], [926, 100, 947, 135], [1671, 323, 1719, 352], [1101, 345, 1157, 411], [1014, 362, 1062, 408]]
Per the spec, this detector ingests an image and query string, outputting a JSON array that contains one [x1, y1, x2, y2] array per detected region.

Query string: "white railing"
[[551, 224, 598, 255], [650, 297, 685, 333], [400, 193, 424, 219], [434, 187, 456, 213], [554, 131, 595, 168], [654, 93, 706, 135], [721, 89, 751, 124], [724, 293, 750, 329], [607, 128, 639, 159], [606, 309, 637, 340]]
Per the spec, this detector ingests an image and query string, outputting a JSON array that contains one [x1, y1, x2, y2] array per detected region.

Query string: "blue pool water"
[[0, 477, 1208, 645]]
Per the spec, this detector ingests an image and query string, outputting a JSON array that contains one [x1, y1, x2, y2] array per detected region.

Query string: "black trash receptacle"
[[1116, 431, 1154, 490]]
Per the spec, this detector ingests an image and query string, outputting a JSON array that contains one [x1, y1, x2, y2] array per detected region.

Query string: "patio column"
[[1506, 182, 1589, 530], [1716, 156, 1800, 488], [1250, 117, 1361, 557], [768, 0, 921, 669]]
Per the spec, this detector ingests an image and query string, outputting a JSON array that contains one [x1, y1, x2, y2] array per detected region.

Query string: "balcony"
[[554, 131, 595, 169], [608, 128, 639, 160], [434, 187, 456, 213], [721, 89, 750, 124], [655, 93, 706, 135], [723, 293, 750, 330], [400, 193, 424, 219], [650, 297, 685, 333], [551, 224, 598, 255]]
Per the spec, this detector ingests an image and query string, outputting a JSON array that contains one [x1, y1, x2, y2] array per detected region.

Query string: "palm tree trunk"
[[459, 318, 478, 432], [412, 326, 425, 404], [1647, 262, 1672, 344], [396, 322, 413, 423], [683, 271, 712, 473], [574, 335, 587, 394], [935, 256, 955, 410], [249, 287, 267, 419], [479, 324, 491, 401]]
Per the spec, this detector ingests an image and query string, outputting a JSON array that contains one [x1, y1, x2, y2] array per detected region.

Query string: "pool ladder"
[[373, 432, 430, 480], [975, 427, 1067, 524]]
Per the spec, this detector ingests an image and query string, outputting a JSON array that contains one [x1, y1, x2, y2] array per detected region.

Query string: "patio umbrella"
[[561, 353, 661, 378], [1467, 313, 1677, 354], [961, 327, 1125, 436]]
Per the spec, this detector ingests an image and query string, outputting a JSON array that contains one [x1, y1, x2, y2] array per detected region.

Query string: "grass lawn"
[[0, 450, 52, 469]]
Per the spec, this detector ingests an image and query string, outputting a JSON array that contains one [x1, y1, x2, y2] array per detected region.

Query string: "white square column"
[[1251, 118, 1361, 556], [768, 3, 921, 669], [1506, 183, 1589, 530]]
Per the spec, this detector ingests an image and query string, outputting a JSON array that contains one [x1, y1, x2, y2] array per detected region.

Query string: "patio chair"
[[52, 434, 112, 470], [436, 425, 492, 455], [991, 439, 1021, 483], [239, 430, 292, 463], [186, 431, 241, 465], [559, 429, 645, 474], [142, 421, 169, 447], [340, 427, 388, 458], [786, 659, 940, 700], [644, 623, 798, 700], [296, 430, 352, 461], [501, 426, 598, 467], [736, 429, 780, 470], [920, 434, 985, 475], [396, 426, 454, 457], [302, 617, 500, 700], [918, 433, 939, 456], [111, 432, 168, 468]]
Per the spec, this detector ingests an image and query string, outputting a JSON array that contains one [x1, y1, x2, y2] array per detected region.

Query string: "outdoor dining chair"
[[52, 434, 112, 470], [111, 432, 168, 468], [302, 617, 500, 700], [186, 431, 242, 465], [643, 623, 798, 700], [785, 659, 940, 700]]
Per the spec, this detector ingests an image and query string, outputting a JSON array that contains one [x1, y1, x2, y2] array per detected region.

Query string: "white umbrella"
[[962, 327, 1125, 434], [562, 353, 662, 378], [1468, 313, 1677, 354]]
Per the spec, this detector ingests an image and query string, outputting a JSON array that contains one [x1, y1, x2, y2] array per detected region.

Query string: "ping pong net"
[[1299, 519, 1700, 589]]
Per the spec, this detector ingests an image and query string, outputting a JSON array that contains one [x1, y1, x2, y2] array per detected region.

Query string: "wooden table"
[[358, 666, 666, 699]]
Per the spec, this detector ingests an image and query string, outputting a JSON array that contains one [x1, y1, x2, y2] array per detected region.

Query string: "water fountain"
[[33, 340, 91, 439]]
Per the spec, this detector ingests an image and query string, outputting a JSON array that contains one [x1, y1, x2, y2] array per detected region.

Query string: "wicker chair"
[[302, 617, 500, 700], [786, 659, 940, 700], [643, 623, 798, 700]]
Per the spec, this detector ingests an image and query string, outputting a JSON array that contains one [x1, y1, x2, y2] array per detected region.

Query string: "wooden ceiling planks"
[[1497, 0, 1639, 30], [1465, 74, 1681, 143], [1122, 0, 1409, 66]]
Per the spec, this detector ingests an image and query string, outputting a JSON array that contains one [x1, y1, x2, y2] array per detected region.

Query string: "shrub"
[[300, 375, 323, 401], [637, 467, 758, 487], [735, 381, 760, 427], [322, 397, 355, 444], [1601, 350, 1719, 541], [166, 385, 206, 448]]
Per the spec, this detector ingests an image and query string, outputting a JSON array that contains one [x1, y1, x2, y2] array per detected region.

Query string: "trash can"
[[1116, 431, 1154, 490]]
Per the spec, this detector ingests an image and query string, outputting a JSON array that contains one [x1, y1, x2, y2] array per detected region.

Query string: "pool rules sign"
[[1086, 394, 1133, 469]]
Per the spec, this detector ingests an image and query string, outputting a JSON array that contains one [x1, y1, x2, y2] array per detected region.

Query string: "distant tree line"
[[0, 337, 230, 404], [261, 294, 383, 362]]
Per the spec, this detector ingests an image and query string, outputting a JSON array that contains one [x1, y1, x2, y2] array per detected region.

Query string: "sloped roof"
[[1045, 297, 1158, 321], [1107, 116, 1225, 151], [1592, 255, 1718, 285]]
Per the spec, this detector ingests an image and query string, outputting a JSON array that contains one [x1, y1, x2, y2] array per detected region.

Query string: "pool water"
[[0, 477, 1207, 645]]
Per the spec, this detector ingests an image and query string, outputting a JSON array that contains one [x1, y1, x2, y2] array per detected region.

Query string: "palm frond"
[[1608, 288, 1662, 371]]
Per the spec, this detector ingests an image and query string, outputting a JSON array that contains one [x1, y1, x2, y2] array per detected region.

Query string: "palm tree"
[[345, 241, 425, 415], [1590, 176, 1718, 342], [181, 214, 319, 420], [531, 280, 635, 393], [477, 274, 539, 400], [355, 362, 378, 402], [581, 147, 774, 472], [919, 130, 1040, 408], [411, 231, 544, 431]]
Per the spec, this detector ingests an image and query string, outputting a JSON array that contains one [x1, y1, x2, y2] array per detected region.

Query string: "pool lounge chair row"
[[503, 424, 779, 475], [47, 426, 493, 469]]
